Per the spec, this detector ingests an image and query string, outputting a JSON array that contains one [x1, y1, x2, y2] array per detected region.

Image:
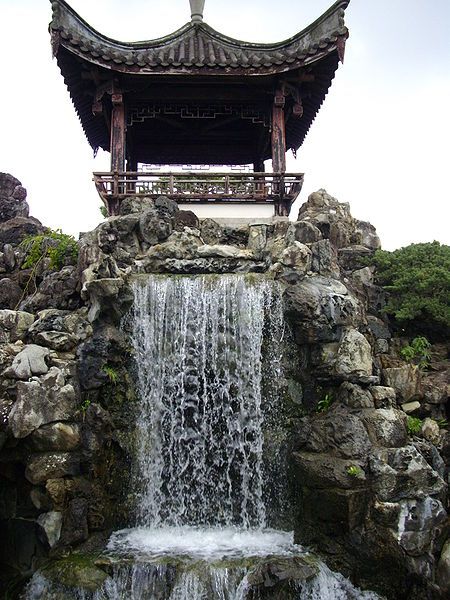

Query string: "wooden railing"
[[93, 171, 304, 216]]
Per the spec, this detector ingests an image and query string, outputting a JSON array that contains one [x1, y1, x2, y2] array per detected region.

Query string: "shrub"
[[316, 393, 333, 413], [407, 416, 422, 435], [400, 336, 431, 369], [21, 229, 78, 271], [371, 242, 450, 338]]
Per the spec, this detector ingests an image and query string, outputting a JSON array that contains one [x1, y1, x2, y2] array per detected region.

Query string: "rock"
[[0, 309, 34, 342], [200, 218, 223, 245], [37, 511, 63, 548], [0, 216, 44, 245], [370, 386, 396, 408], [45, 479, 66, 510], [421, 371, 449, 405], [60, 498, 89, 545], [154, 195, 179, 216], [397, 497, 446, 556], [366, 315, 391, 339], [174, 209, 199, 231], [34, 331, 76, 351], [354, 219, 381, 250], [292, 451, 365, 489], [197, 244, 253, 259], [383, 365, 421, 402], [138, 207, 172, 245], [119, 195, 154, 215], [309, 239, 339, 277], [421, 418, 440, 446], [333, 328, 372, 381], [283, 276, 362, 343], [0, 173, 29, 221], [370, 445, 447, 501], [338, 245, 374, 272], [247, 556, 318, 590], [362, 409, 408, 447], [4, 344, 50, 379], [291, 220, 322, 244], [8, 367, 76, 438], [29, 423, 80, 451], [83, 277, 126, 322], [247, 224, 267, 259], [401, 401, 421, 414], [279, 242, 311, 274], [437, 538, 450, 593], [0, 278, 22, 309], [139, 230, 202, 264], [351, 266, 374, 287], [25, 453, 80, 485], [20, 266, 80, 313], [338, 381, 374, 408]]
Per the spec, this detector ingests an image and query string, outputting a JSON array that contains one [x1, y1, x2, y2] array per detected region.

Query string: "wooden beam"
[[110, 92, 126, 173], [271, 92, 286, 174]]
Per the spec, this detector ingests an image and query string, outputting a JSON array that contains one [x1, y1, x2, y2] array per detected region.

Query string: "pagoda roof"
[[50, 0, 349, 76]]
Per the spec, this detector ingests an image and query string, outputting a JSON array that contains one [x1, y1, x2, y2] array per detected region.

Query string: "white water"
[[25, 275, 381, 599]]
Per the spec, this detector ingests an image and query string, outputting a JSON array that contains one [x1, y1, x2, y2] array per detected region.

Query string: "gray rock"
[[283, 276, 362, 343], [0, 173, 29, 221], [367, 315, 391, 339], [154, 195, 179, 216], [119, 195, 154, 215], [4, 344, 50, 379], [338, 381, 374, 408], [0, 216, 44, 246], [0, 278, 22, 310], [279, 242, 311, 274], [247, 224, 267, 259], [333, 328, 372, 381], [292, 451, 366, 489], [355, 219, 381, 250], [60, 498, 89, 545], [25, 453, 80, 485], [139, 230, 202, 264], [197, 244, 253, 259], [421, 418, 440, 445], [396, 497, 446, 556], [437, 538, 450, 593], [200, 218, 223, 245], [362, 408, 407, 447], [0, 309, 34, 343], [138, 207, 172, 245], [291, 220, 322, 244], [8, 367, 76, 438], [383, 365, 421, 402], [37, 511, 63, 548], [370, 386, 396, 408], [401, 401, 421, 414], [370, 445, 447, 501], [309, 239, 339, 277], [338, 245, 374, 272], [29, 423, 80, 451], [83, 277, 125, 322], [174, 210, 199, 231], [3, 243, 16, 270], [34, 331, 76, 351]]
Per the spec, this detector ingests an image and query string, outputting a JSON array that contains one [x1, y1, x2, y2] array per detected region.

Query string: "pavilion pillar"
[[271, 89, 287, 215], [109, 91, 126, 215]]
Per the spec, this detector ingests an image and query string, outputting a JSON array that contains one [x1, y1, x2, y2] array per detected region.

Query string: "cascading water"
[[130, 275, 282, 529], [25, 275, 381, 600]]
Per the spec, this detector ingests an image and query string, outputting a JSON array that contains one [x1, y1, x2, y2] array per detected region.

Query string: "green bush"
[[407, 416, 422, 435], [21, 229, 78, 271], [371, 242, 450, 337], [400, 336, 431, 369]]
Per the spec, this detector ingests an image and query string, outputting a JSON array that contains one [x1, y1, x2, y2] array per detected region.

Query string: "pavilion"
[[49, 0, 350, 219]]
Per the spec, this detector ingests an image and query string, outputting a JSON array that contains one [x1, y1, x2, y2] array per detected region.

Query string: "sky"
[[1, 0, 449, 249]]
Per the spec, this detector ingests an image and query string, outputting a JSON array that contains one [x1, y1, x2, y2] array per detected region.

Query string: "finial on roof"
[[190, 0, 205, 22]]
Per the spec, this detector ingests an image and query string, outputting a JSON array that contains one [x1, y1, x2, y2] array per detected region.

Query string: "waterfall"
[[25, 274, 381, 600], [129, 275, 283, 529]]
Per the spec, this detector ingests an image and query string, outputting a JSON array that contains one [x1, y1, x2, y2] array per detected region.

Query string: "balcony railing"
[[93, 171, 304, 216]]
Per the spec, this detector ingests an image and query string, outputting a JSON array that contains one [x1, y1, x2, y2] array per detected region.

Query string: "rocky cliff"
[[0, 172, 448, 599]]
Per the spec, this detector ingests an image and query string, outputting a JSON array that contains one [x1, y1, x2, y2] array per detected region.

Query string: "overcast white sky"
[[1, 0, 449, 249]]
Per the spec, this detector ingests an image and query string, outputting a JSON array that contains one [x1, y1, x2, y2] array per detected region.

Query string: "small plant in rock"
[[21, 229, 78, 270], [102, 365, 119, 385], [99, 205, 108, 219], [400, 336, 431, 369], [317, 393, 333, 413], [78, 398, 91, 421], [347, 465, 363, 477], [436, 418, 448, 429], [407, 416, 423, 435]]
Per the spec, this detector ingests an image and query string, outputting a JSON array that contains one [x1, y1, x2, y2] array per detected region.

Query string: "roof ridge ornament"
[[190, 0, 205, 23]]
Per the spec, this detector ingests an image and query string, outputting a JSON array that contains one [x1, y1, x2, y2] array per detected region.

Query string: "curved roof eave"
[[49, 0, 349, 74]]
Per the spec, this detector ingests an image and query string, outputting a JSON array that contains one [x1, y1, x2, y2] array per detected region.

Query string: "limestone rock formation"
[[0, 174, 448, 600]]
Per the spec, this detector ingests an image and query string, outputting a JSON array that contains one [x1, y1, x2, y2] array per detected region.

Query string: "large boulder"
[[283, 276, 362, 343], [3, 344, 50, 379], [8, 367, 77, 438], [0, 309, 34, 343], [0, 173, 29, 222]]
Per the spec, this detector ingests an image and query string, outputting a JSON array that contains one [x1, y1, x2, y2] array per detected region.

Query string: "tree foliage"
[[372, 241, 450, 336]]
